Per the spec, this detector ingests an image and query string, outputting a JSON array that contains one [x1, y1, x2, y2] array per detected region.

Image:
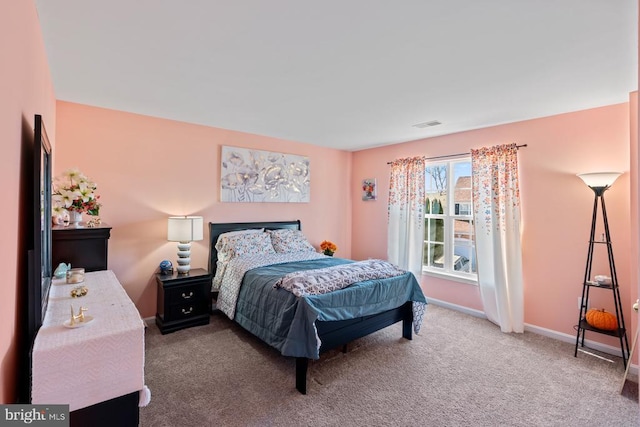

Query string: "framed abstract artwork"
[[220, 146, 310, 203], [362, 178, 376, 201]]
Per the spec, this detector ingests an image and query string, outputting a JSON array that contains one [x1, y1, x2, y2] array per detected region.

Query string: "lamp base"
[[176, 265, 191, 275], [176, 242, 192, 275]]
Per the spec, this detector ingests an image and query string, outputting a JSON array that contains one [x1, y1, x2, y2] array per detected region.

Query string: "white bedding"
[[215, 252, 326, 319]]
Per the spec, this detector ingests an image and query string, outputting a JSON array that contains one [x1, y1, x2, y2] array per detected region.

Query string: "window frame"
[[423, 158, 478, 284]]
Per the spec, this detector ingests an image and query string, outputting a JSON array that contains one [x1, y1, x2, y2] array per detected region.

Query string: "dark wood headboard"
[[208, 220, 302, 277]]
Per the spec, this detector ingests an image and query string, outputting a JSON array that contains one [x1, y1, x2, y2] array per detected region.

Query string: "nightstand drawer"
[[166, 300, 208, 320], [165, 283, 209, 306]]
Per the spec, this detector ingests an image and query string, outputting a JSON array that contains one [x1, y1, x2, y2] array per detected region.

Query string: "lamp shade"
[[576, 172, 621, 189], [167, 216, 204, 242]]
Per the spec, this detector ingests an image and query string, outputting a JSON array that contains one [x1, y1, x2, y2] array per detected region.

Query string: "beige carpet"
[[140, 305, 639, 426]]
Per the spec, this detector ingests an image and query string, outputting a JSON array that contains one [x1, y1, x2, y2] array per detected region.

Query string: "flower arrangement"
[[320, 240, 338, 256], [52, 168, 101, 216]]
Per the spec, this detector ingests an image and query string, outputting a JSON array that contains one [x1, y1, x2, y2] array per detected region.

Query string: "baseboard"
[[142, 316, 155, 328], [427, 297, 638, 376], [427, 297, 488, 319], [524, 323, 639, 376]]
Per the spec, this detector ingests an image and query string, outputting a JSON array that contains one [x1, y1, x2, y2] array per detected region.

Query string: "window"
[[423, 159, 477, 281]]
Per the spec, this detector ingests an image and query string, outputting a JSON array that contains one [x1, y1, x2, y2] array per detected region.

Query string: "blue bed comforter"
[[233, 257, 427, 359]]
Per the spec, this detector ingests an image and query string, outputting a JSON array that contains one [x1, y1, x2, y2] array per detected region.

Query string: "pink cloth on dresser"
[[31, 270, 146, 411]]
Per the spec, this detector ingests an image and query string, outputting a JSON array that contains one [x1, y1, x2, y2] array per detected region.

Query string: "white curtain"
[[471, 143, 524, 333], [387, 157, 426, 281]]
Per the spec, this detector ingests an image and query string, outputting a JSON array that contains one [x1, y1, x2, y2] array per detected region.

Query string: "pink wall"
[[0, 0, 56, 403], [54, 101, 352, 318], [352, 103, 634, 347], [56, 100, 638, 352]]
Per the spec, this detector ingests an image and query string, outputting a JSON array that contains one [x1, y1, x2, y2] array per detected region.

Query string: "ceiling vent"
[[412, 120, 442, 128]]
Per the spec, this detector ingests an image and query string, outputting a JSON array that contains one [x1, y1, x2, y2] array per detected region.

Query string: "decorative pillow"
[[215, 231, 275, 262], [214, 229, 264, 262], [267, 229, 315, 254]]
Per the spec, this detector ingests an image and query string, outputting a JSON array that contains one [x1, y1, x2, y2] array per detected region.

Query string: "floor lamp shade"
[[577, 172, 621, 193], [167, 216, 204, 274]]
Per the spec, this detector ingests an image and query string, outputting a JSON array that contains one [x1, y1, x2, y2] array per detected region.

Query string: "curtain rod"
[[387, 144, 528, 164]]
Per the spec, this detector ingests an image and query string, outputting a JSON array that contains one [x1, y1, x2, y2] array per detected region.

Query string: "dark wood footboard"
[[295, 301, 413, 394]]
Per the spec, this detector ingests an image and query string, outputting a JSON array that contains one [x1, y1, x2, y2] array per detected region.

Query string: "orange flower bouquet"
[[320, 240, 338, 256]]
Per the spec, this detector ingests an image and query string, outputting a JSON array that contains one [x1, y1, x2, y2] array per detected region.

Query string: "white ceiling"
[[35, 1, 638, 151]]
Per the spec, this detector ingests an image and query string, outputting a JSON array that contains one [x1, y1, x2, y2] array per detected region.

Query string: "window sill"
[[422, 269, 478, 286]]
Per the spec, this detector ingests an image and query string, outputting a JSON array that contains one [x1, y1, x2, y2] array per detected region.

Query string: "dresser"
[[31, 270, 146, 426], [52, 223, 111, 272]]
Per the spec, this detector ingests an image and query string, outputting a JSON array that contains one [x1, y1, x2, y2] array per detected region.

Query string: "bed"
[[208, 220, 427, 394]]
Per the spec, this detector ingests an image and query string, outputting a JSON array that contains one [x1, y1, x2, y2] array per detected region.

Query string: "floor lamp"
[[167, 216, 204, 274], [575, 172, 630, 367]]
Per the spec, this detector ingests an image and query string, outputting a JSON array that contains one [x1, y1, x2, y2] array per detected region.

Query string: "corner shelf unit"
[[574, 196, 630, 367]]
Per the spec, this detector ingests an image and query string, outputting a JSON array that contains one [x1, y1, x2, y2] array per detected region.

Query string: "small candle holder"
[[66, 268, 85, 284]]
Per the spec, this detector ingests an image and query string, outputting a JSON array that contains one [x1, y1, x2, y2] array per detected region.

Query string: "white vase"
[[69, 211, 83, 225]]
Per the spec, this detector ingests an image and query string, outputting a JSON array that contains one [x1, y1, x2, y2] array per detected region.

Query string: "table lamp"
[[167, 216, 204, 274]]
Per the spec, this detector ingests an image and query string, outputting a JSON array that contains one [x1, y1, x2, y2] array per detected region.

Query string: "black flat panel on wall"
[[52, 224, 111, 272]]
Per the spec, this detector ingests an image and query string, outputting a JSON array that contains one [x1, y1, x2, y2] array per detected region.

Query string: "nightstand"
[[155, 268, 212, 334]]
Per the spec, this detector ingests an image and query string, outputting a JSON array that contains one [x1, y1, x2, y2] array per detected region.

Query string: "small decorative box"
[[66, 268, 85, 284]]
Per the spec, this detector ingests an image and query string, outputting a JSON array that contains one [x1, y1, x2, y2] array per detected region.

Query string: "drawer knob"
[[181, 291, 194, 299], [181, 307, 193, 315]]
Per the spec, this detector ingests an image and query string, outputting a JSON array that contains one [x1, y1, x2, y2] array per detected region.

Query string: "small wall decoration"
[[362, 178, 377, 201], [221, 146, 310, 203]]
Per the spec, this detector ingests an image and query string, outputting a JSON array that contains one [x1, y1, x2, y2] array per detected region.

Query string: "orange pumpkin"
[[585, 308, 618, 331]]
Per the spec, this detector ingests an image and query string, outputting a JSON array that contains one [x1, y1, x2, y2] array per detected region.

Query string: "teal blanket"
[[233, 257, 427, 359]]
